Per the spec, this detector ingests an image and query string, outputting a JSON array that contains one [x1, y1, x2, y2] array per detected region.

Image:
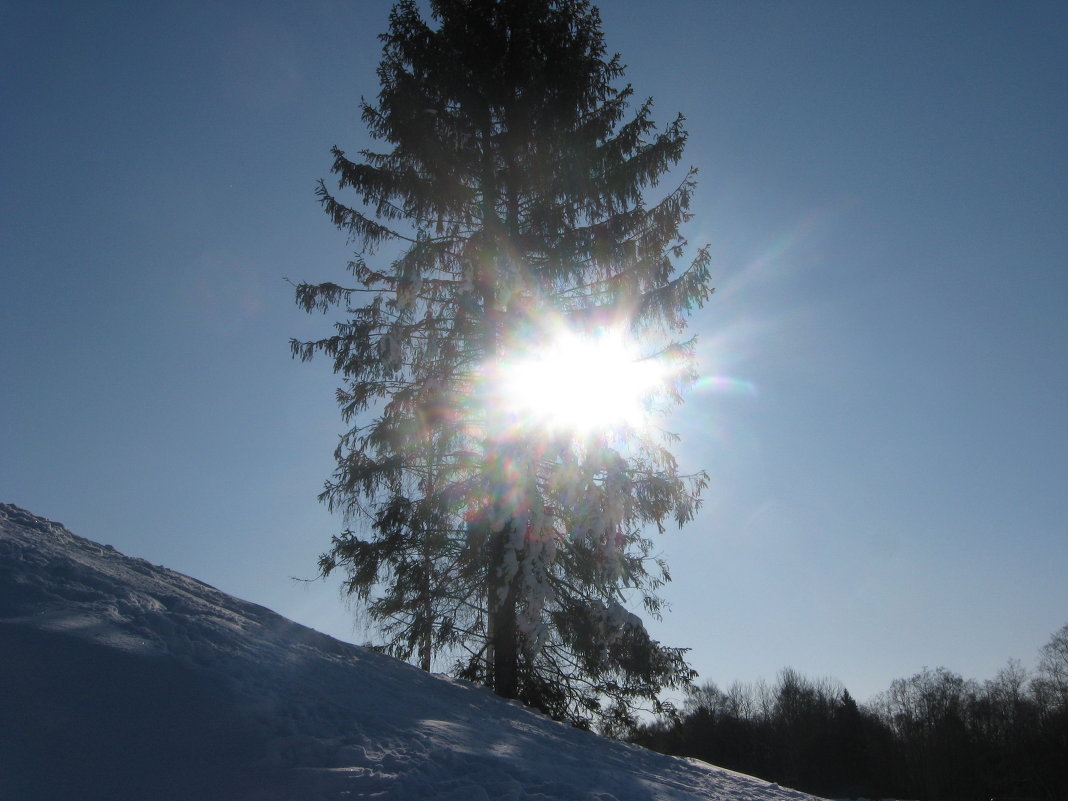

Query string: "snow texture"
[[0, 502, 825, 801]]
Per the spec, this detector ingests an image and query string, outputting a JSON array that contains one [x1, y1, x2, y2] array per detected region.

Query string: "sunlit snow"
[[0, 502, 822, 801]]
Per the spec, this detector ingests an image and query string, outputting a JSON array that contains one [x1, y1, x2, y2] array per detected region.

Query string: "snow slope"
[[0, 503, 823, 801]]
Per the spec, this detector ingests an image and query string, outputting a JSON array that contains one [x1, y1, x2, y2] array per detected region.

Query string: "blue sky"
[[2, 0, 1065, 703]]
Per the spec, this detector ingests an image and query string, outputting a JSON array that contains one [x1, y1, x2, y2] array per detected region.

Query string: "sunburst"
[[494, 327, 667, 434]]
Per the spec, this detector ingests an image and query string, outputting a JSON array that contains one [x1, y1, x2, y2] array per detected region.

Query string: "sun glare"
[[496, 329, 666, 434]]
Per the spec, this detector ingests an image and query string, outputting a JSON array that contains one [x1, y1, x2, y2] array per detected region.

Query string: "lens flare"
[[693, 374, 758, 397], [495, 329, 667, 434]]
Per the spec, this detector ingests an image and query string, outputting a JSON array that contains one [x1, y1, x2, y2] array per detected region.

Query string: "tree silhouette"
[[634, 628, 1068, 801], [292, 0, 710, 730]]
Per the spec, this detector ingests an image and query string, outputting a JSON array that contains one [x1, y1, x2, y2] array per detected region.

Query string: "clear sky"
[[2, 0, 1065, 704]]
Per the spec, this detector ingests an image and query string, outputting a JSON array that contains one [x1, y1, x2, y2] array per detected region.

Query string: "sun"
[[495, 328, 666, 434]]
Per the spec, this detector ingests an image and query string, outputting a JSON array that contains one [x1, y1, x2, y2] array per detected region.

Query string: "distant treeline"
[[631, 623, 1068, 801]]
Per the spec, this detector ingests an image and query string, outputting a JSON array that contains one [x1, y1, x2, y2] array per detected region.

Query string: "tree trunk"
[[490, 523, 519, 699], [419, 549, 432, 672]]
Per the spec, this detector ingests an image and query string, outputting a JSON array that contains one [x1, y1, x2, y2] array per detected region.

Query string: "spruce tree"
[[293, 0, 711, 730]]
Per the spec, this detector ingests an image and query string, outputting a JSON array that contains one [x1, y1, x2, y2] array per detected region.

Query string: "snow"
[[0, 502, 825, 801]]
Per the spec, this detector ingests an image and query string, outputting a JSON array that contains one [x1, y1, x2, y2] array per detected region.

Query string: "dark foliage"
[[292, 0, 710, 730], [632, 624, 1068, 800]]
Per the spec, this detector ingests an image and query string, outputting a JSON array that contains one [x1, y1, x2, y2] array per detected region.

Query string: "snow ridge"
[[0, 503, 823, 801]]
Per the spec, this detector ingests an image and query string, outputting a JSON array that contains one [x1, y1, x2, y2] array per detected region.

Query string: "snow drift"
[[0, 503, 822, 801]]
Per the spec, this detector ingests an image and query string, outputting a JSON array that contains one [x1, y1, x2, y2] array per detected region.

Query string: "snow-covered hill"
[[0, 503, 822, 801]]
